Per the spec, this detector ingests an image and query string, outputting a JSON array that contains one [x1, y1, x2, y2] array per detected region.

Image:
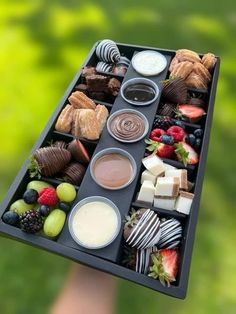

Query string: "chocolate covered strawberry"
[[176, 105, 206, 123], [67, 139, 90, 164], [28, 147, 71, 178], [174, 142, 199, 165], [124, 208, 161, 249], [148, 249, 179, 287]]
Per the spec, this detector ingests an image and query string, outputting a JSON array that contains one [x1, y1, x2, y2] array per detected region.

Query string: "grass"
[[0, 0, 236, 313]]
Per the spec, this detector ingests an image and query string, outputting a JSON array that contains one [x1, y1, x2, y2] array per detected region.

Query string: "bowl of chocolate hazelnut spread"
[[107, 109, 149, 143], [90, 148, 137, 190]]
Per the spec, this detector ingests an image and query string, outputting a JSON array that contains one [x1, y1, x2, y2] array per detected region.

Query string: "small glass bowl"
[[90, 147, 137, 190], [68, 196, 121, 250], [120, 77, 159, 106]]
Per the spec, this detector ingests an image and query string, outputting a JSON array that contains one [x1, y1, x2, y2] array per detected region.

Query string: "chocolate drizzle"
[[62, 162, 86, 185], [33, 147, 71, 177]]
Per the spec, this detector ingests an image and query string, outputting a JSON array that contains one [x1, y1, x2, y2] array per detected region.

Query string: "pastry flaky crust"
[[185, 73, 208, 90], [170, 61, 194, 80], [168, 49, 216, 90], [95, 105, 109, 136], [201, 53, 217, 71], [55, 104, 74, 133], [68, 91, 96, 110], [169, 56, 179, 73], [192, 62, 211, 83], [176, 49, 201, 63], [73, 109, 100, 140]]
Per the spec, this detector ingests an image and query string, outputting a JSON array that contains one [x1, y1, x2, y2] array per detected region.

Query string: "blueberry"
[[174, 120, 185, 130], [2, 211, 19, 226], [23, 189, 38, 204], [185, 134, 196, 146], [58, 202, 71, 213], [194, 138, 202, 151], [194, 129, 203, 138], [160, 134, 174, 145], [38, 205, 50, 217]]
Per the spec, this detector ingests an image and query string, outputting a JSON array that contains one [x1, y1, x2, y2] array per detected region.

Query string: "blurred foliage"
[[0, 0, 236, 313]]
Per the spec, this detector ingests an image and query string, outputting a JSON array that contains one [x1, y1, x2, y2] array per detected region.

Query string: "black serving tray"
[[0, 41, 220, 299]]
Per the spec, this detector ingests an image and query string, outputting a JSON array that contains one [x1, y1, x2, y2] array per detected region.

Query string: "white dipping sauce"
[[132, 50, 167, 76], [72, 201, 118, 248]]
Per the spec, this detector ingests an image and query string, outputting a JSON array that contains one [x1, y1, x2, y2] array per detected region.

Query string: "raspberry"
[[150, 128, 166, 142], [167, 126, 186, 142], [38, 187, 58, 206]]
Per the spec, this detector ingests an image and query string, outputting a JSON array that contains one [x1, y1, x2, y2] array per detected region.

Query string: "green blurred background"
[[0, 0, 236, 313]]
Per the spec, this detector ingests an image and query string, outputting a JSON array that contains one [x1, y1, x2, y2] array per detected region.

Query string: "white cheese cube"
[[141, 170, 157, 185], [155, 177, 180, 197], [137, 180, 155, 205], [165, 169, 188, 190], [153, 197, 176, 211], [175, 191, 194, 215], [142, 154, 165, 176]]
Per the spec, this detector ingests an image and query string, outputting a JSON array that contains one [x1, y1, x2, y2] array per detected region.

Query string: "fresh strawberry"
[[148, 249, 179, 287], [174, 141, 199, 165], [167, 126, 186, 142], [38, 187, 58, 206], [176, 105, 206, 123], [150, 128, 166, 142], [145, 139, 174, 158], [156, 143, 175, 158]]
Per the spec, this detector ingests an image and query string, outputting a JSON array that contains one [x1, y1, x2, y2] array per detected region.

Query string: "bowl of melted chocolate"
[[121, 78, 159, 106], [90, 148, 137, 190], [107, 109, 149, 143]]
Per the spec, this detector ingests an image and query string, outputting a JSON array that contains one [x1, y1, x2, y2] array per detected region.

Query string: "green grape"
[[56, 183, 76, 202], [43, 209, 66, 237], [27, 180, 53, 193], [10, 199, 34, 214]]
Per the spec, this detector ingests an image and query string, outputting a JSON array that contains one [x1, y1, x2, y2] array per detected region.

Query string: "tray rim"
[[0, 40, 221, 299]]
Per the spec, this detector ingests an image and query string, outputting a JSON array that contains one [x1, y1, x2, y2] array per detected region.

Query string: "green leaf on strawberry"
[[144, 139, 160, 152], [174, 142, 189, 166]]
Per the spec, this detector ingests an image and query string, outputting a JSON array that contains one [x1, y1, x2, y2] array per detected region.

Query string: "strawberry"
[[38, 187, 58, 206], [145, 139, 174, 158], [176, 105, 206, 123], [167, 126, 186, 142], [150, 128, 166, 142], [174, 141, 199, 166], [148, 249, 179, 287]]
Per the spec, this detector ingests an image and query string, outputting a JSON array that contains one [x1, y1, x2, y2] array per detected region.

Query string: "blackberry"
[[158, 103, 176, 117], [153, 116, 173, 130], [19, 210, 43, 233]]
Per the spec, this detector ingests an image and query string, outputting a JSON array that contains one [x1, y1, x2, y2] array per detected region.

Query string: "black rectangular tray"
[[0, 41, 220, 299]]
